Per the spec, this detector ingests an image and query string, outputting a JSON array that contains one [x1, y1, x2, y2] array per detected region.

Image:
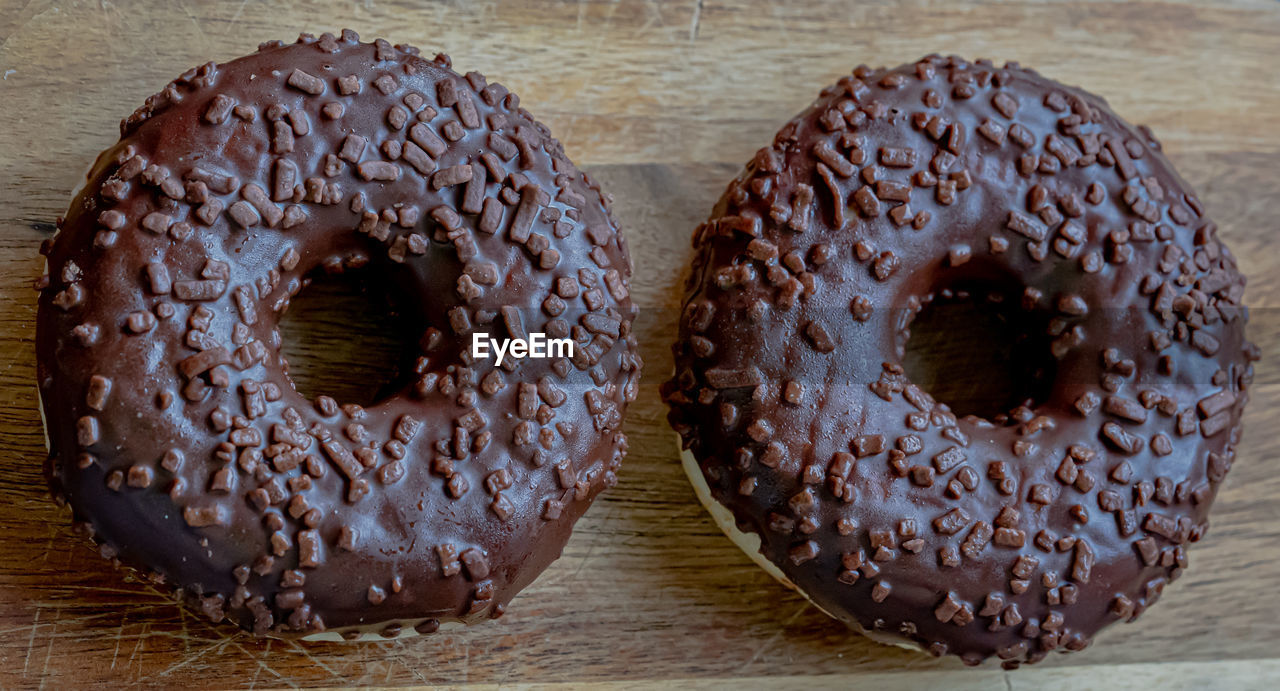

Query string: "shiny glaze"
[[37, 31, 640, 637]]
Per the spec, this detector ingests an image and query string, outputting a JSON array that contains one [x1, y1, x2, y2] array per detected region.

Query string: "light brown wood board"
[[0, 0, 1277, 687]]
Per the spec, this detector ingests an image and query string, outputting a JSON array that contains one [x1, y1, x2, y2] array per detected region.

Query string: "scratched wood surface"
[[1, 0, 1278, 687]]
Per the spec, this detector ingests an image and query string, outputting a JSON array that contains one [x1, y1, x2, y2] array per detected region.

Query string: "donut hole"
[[278, 268, 413, 408], [902, 284, 1058, 422]]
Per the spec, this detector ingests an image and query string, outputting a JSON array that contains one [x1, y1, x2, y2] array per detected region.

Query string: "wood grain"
[[0, 0, 1278, 686]]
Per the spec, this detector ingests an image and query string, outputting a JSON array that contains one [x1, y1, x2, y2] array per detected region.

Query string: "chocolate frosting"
[[662, 56, 1256, 666], [36, 30, 640, 637]]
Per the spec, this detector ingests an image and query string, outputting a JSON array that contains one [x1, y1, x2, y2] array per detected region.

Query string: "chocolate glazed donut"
[[662, 56, 1256, 666], [36, 31, 641, 639]]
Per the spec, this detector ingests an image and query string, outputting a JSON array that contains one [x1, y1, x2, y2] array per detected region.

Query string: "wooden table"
[[1, 0, 1277, 687]]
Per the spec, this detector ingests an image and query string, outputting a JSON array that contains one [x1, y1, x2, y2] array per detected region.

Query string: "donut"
[[661, 55, 1256, 666], [35, 30, 641, 639]]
